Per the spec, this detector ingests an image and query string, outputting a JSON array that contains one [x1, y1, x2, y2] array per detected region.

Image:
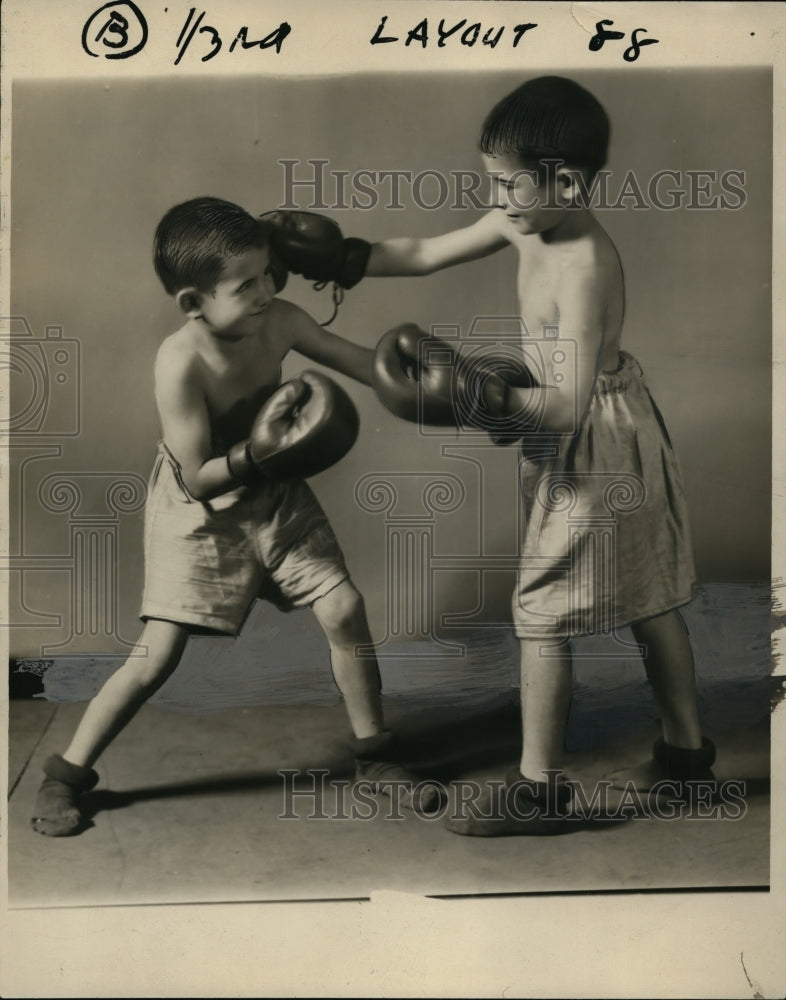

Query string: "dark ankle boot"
[[652, 737, 716, 781], [350, 731, 440, 813], [652, 737, 718, 803], [31, 754, 99, 837], [350, 730, 397, 766]]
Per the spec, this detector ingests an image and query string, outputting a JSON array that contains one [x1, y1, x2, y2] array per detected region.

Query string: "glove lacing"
[[312, 280, 344, 327]]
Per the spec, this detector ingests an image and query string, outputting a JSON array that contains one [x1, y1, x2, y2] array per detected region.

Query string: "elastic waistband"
[[154, 441, 197, 502], [154, 440, 275, 511], [594, 351, 645, 395]]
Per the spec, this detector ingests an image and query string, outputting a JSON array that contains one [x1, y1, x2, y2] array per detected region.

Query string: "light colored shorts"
[[513, 352, 696, 640], [140, 444, 349, 634]]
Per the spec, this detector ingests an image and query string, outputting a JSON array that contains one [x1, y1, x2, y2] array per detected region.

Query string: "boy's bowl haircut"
[[480, 75, 610, 178]]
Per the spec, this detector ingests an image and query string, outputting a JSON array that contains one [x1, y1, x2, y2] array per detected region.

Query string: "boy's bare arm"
[[367, 211, 509, 276], [286, 302, 374, 386], [154, 345, 238, 501]]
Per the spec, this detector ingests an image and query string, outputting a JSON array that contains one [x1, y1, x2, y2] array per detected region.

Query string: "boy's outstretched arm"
[[371, 267, 605, 438], [367, 211, 509, 276], [285, 300, 374, 386]]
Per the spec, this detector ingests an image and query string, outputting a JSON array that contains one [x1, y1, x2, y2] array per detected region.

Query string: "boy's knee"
[[315, 583, 366, 640], [121, 622, 189, 689]]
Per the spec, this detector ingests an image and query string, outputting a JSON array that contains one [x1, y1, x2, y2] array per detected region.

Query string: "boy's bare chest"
[[199, 338, 284, 417], [515, 255, 561, 333]]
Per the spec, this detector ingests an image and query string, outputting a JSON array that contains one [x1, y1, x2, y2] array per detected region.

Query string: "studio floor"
[[6, 582, 776, 908], [8, 691, 773, 910]]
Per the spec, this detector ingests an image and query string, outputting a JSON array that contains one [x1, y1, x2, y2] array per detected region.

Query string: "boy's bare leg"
[[32, 619, 190, 835], [631, 609, 702, 749], [518, 638, 573, 782], [311, 580, 437, 812], [311, 580, 384, 739], [446, 639, 573, 836], [63, 619, 191, 767], [609, 609, 716, 793]]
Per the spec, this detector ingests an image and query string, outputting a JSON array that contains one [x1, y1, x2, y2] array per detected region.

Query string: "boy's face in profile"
[[482, 152, 566, 236], [195, 245, 276, 337]]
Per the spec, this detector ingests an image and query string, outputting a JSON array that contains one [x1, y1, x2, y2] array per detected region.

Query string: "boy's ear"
[[554, 165, 583, 204], [175, 287, 204, 318]]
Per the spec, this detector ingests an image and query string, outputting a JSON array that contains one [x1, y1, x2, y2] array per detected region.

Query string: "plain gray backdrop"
[[8, 68, 771, 658]]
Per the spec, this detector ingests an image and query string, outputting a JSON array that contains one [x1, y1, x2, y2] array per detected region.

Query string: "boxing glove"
[[226, 371, 360, 484], [267, 242, 289, 294], [259, 210, 371, 290], [461, 349, 538, 444], [372, 324, 459, 426], [372, 324, 536, 434]]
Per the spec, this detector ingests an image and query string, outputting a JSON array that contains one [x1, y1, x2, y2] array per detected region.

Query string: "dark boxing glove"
[[266, 242, 289, 294], [259, 210, 371, 290], [372, 324, 459, 426], [459, 348, 538, 444], [226, 372, 360, 484], [372, 324, 537, 436]]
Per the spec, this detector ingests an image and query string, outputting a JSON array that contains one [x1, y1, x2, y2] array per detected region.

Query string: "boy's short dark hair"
[[153, 196, 268, 295], [479, 76, 610, 178]]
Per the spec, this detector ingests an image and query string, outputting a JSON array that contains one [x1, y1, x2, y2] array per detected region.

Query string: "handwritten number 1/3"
[[589, 19, 658, 62], [172, 8, 291, 64], [175, 8, 217, 64]]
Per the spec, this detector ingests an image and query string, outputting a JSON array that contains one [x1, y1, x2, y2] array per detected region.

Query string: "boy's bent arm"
[[367, 211, 509, 276], [506, 266, 606, 434], [154, 346, 239, 502], [286, 302, 374, 386]]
